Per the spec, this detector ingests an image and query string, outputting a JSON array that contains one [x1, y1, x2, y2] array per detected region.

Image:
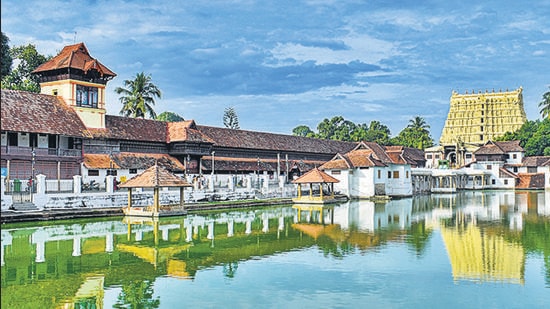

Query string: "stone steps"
[[12, 202, 38, 211]]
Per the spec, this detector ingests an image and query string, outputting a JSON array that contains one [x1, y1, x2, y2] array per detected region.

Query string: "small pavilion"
[[291, 167, 342, 204], [118, 164, 193, 217]]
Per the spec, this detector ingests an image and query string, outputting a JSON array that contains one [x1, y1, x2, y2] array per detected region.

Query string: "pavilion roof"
[[119, 164, 192, 188], [292, 167, 339, 184]]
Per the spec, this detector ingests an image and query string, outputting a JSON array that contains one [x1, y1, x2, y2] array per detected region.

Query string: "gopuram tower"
[[435, 87, 527, 167]]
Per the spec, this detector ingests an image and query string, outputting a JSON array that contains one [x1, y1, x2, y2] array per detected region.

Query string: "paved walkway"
[[1, 198, 294, 224]]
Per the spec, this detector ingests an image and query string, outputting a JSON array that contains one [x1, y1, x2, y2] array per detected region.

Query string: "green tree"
[[359, 120, 391, 145], [316, 116, 358, 141], [498, 119, 550, 156], [115, 72, 161, 119], [292, 125, 315, 137], [1, 43, 49, 93], [1, 32, 12, 78], [223, 106, 240, 129], [157, 111, 184, 122], [391, 116, 434, 149], [539, 86, 550, 119]]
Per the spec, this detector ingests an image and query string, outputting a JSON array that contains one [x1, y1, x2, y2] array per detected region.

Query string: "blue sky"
[[2, 0, 549, 142]]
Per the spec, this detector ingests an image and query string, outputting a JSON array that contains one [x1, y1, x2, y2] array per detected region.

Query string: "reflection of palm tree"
[[115, 72, 161, 119], [113, 279, 160, 309], [222, 262, 239, 278]]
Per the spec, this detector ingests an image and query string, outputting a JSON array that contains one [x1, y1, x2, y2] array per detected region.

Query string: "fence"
[[45, 179, 74, 193]]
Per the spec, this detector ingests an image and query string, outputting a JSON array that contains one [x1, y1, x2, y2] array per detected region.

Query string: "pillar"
[[72, 236, 81, 257], [207, 222, 214, 239], [106, 175, 115, 193], [106, 233, 114, 252], [73, 175, 82, 193], [245, 220, 252, 234], [227, 220, 234, 237], [36, 174, 46, 195]]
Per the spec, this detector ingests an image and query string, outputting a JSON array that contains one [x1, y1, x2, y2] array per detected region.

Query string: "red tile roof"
[[167, 120, 214, 143], [474, 140, 523, 155], [119, 164, 192, 188], [83, 153, 185, 171], [1, 89, 88, 137], [197, 125, 357, 154], [32, 43, 116, 77], [522, 156, 550, 167], [292, 167, 339, 184], [87, 115, 168, 142]]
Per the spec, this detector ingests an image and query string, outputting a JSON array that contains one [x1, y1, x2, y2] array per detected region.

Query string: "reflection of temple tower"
[[441, 225, 525, 284], [440, 87, 527, 147]]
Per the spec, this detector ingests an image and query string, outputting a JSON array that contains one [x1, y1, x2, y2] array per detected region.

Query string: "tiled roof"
[[522, 156, 550, 167], [474, 140, 523, 155], [292, 167, 339, 184], [87, 115, 168, 142], [32, 43, 116, 77], [354, 142, 393, 164], [119, 164, 192, 188], [167, 120, 214, 143], [516, 173, 545, 189], [201, 155, 325, 172], [196, 125, 357, 154], [499, 167, 518, 179], [1, 89, 88, 137], [83, 153, 185, 171]]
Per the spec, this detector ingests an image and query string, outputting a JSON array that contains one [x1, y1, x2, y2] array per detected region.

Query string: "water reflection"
[[1, 191, 549, 308]]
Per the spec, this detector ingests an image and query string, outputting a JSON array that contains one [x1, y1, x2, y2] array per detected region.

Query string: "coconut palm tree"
[[115, 72, 161, 119], [539, 87, 550, 119], [407, 116, 430, 133]]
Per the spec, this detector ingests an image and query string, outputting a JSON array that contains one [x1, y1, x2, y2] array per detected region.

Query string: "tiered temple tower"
[[31, 43, 116, 129], [439, 87, 527, 147]]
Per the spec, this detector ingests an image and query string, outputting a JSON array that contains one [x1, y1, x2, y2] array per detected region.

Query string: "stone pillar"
[[106, 175, 115, 193], [207, 222, 214, 239], [36, 174, 47, 195], [245, 220, 252, 234], [228, 175, 235, 191], [246, 175, 252, 190], [73, 175, 82, 193], [106, 233, 114, 253], [279, 175, 285, 189], [209, 175, 215, 191], [262, 172, 269, 190], [227, 220, 234, 237], [72, 236, 81, 257]]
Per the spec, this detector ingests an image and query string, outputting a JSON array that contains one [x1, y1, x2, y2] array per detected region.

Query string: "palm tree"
[[115, 72, 161, 119], [407, 116, 430, 133], [539, 87, 550, 119]]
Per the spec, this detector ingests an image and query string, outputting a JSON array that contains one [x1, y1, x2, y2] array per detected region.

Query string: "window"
[[88, 170, 99, 176], [30, 133, 38, 148], [8, 132, 17, 146], [52, 89, 58, 96], [481, 110, 484, 116], [480, 126, 484, 132], [393, 171, 399, 179], [465, 154, 472, 159], [426, 154, 432, 159], [528, 167, 537, 173], [513, 167, 518, 173], [480, 118, 484, 123], [76, 85, 99, 108], [491, 179, 496, 185], [107, 169, 118, 176], [406, 171, 409, 178], [129, 169, 137, 174], [513, 154, 517, 159], [486, 165, 492, 170], [387, 171, 392, 178], [377, 170, 381, 179], [435, 154, 440, 159], [331, 170, 341, 175], [504, 179, 508, 185], [480, 134, 483, 141]]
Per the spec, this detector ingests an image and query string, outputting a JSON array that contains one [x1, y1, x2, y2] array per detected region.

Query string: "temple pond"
[[1, 190, 549, 308]]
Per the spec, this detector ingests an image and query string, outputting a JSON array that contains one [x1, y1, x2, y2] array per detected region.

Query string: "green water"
[[1, 191, 549, 308]]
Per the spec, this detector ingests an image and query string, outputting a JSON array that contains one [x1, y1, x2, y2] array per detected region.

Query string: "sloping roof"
[[1, 89, 88, 137], [167, 120, 214, 143], [87, 115, 168, 142], [499, 167, 519, 179], [197, 125, 357, 154], [354, 141, 393, 164], [474, 140, 523, 155], [292, 167, 339, 184], [83, 153, 185, 171], [522, 156, 550, 167], [32, 42, 116, 77], [200, 156, 325, 172], [119, 164, 192, 188]]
